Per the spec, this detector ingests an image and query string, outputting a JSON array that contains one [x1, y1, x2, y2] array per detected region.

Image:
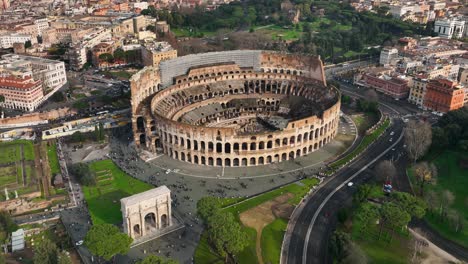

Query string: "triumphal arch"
[[121, 186, 172, 240]]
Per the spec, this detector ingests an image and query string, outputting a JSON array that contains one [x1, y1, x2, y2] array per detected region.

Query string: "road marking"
[[301, 130, 404, 264]]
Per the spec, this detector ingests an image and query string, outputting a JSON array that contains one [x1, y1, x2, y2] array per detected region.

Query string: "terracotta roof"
[[0, 76, 41, 89]]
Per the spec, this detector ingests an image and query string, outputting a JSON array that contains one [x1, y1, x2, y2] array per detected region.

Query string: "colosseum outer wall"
[[131, 51, 341, 167]]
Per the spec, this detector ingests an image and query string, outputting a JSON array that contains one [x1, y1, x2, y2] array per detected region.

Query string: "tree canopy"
[[137, 255, 178, 264], [84, 224, 133, 261], [69, 163, 96, 186]]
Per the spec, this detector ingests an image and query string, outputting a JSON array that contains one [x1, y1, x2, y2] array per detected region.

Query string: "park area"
[[0, 140, 37, 200], [194, 177, 319, 264], [408, 151, 468, 248], [83, 159, 153, 225]]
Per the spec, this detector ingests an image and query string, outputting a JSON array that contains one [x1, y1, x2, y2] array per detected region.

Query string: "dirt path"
[[239, 193, 295, 264], [20, 144, 27, 186], [33, 143, 51, 198]]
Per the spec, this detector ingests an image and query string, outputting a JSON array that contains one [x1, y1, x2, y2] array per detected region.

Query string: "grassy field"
[[351, 112, 379, 134], [328, 118, 389, 171], [0, 140, 35, 163], [261, 218, 288, 264], [195, 177, 319, 264], [408, 151, 468, 248], [47, 142, 60, 176], [83, 159, 153, 225]]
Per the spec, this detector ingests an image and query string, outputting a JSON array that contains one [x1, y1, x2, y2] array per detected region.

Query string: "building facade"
[[423, 79, 465, 113], [408, 76, 428, 107], [0, 75, 43, 112], [434, 18, 466, 39]]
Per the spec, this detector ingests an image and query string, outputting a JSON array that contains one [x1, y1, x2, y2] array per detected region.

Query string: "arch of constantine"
[[121, 186, 172, 240]]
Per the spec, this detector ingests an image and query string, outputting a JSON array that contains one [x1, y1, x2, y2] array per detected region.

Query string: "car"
[[75, 240, 84, 246], [347, 182, 354, 187], [390, 131, 395, 136], [389, 138, 393, 142]]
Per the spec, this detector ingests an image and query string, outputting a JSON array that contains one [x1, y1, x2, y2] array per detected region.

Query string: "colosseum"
[[130, 50, 341, 167]]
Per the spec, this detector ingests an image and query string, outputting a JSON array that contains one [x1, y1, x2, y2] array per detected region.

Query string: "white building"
[[0, 33, 33, 48], [34, 18, 49, 36], [380, 48, 399, 66], [434, 18, 465, 39], [1, 54, 67, 91]]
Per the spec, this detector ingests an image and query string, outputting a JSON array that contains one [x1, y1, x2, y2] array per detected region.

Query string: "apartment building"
[[141, 41, 177, 68], [0, 75, 43, 112], [0, 33, 33, 48], [423, 79, 465, 113], [408, 76, 428, 107]]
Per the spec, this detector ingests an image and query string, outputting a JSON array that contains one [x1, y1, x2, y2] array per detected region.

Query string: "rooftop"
[[121, 186, 171, 207]]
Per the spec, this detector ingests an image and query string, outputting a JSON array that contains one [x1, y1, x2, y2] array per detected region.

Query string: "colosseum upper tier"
[[130, 50, 341, 167]]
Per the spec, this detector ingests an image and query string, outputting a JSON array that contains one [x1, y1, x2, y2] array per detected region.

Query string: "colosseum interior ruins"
[[130, 50, 341, 167]]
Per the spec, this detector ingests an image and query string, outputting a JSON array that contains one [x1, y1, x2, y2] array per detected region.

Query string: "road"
[[282, 68, 415, 264], [284, 117, 404, 264]]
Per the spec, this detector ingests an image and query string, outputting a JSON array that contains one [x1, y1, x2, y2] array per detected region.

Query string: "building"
[[1, 54, 67, 92], [423, 79, 465, 113], [434, 18, 466, 39], [121, 186, 172, 240], [362, 73, 410, 99], [1, 0, 10, 11], [0, 33, 33, 49], [0, 75, 43, 112], [11, 229, 24, 252], [131, 50, 340, 167], [141, 42, 177, 67], [380, 48, 399, 66], [459, 68, 468, 85], [408, 76, 428, 107], [92, 42, 115, 67]]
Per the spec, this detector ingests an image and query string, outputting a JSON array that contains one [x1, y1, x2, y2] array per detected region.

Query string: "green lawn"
[[328, 118, 390, 172], [261, 218, 288, 264], [195, 177, 319, 264], [351, 112, 379, 134], [83, 159, 153, 225], [0, 140, 35, 163], [409, 151, 468, 248], [47, 142, 60, 176]]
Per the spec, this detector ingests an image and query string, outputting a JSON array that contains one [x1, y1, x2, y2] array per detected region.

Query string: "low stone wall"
[[0, 107, 76, 129]]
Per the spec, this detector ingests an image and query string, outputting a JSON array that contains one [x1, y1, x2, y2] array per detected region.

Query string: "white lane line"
[[301, 130, 404, 264]]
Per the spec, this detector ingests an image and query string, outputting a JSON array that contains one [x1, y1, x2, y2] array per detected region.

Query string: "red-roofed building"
[[423, 79, 465, 113], [362, 73, 410, 99], [0, 75, 43, 111]]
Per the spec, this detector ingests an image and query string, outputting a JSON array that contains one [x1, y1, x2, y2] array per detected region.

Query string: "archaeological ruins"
[[130, 50, 341, 167]]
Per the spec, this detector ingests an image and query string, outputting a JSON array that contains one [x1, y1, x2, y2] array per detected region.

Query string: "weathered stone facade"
[[121, 186, 172, 240], [131, 51, 340, 167]]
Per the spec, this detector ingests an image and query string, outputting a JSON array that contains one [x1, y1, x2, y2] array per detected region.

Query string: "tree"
[[137, 255, 178, 264], [404, 120, 432, 163], [206, 211, 248, 262], [375, 160, 397, 183], [98, 53, 114, 63], [424, 190, 439, 215], [50, 91, 65, 102], [354, 203, 379, 236], [57, 251, 72, 264], [329, 231, 350, 262], [197, 196, 221, 223], [431, 126, 448, 149], [34, 238, 58, 264], [0, 95, 5, 103], [391, 191, 427, 219], [70, 131, 85, 143], [0, 210, 18, 243], [113, 48, 126, 62], [380, 202, 411, 241], [84, 224, 133, 261], [413, 162, 437, 196], [69, 163, 96, 186], [440, 190, 455, 219], [25, 40, 32, 48], [353, 184, 372, 205], [342, 241, 367, 264]]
